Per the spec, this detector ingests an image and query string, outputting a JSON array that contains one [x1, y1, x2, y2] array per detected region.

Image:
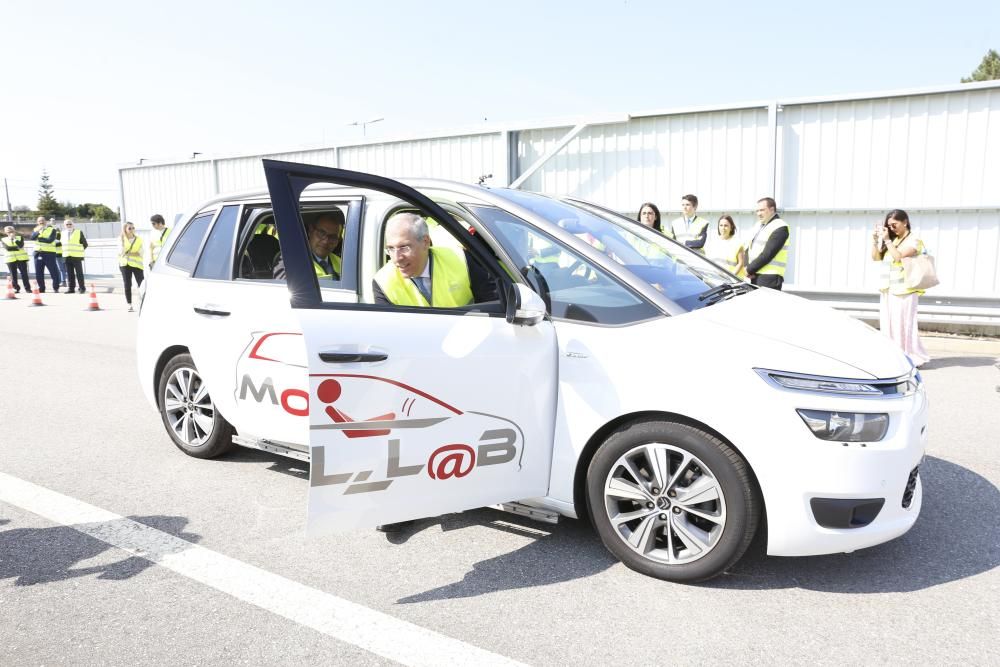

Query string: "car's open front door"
[[263, 160, 559, 532]]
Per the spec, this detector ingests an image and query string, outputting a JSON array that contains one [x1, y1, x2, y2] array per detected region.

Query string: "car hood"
[[688, 288, 912, 379]]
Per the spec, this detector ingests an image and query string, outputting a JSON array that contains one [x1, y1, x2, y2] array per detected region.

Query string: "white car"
[[137, 160, 927, 582]]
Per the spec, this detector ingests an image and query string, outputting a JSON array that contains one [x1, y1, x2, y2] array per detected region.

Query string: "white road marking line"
[[0, 472, 527, 667]]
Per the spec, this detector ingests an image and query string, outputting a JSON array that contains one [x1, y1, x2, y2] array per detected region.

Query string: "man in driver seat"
[[372, 212, 494, 306]]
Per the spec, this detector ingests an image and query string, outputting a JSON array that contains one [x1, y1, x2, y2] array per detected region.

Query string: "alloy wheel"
[[163, 367, 216, 447], [603, 443, 727, 565]]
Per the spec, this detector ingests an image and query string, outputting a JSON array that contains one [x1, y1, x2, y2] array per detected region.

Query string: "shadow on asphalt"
[[0, 516, 200, 586], [715, 456, 999, 592], [393, 456, 997, 599], [394, 510, 616, 603], [218, 447, 310, 479], [920, 355, 998, 370]]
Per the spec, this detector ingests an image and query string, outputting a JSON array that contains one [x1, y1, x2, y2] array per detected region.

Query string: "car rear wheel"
[[586, 420, 760, 583], [158, 353, 234, 459]]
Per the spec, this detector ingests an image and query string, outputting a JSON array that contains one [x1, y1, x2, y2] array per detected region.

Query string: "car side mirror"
[[505, 282, 547, 326]]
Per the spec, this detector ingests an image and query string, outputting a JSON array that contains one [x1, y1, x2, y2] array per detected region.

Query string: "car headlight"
[[796, 409, 889, 442], [764, 372, 882, 395]]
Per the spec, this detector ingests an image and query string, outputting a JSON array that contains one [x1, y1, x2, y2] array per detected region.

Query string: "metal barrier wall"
[[116, 81, 1000, 322]]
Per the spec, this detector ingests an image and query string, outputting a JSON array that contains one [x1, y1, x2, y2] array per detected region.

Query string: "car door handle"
[[193, 305, 231, 317], [319, 351, 388, 363]]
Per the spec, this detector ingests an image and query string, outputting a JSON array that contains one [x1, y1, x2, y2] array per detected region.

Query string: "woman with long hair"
[[636, 202, 662, 232], [707, 214, 746, 278], [872, 209, 929, 366], [119, 222, 145, 312]]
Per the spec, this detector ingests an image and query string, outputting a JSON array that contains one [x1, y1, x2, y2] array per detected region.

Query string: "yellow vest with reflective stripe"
[[3, 235, 29, 263], [62, 229, 85, 258], [313, 254, 342, 279], [669, 216, 709, 254], [35, 226, 57, 253], [708, 236, 746, 278], [374, 247, 473, 307], [748, 217, 790, 276], [120, 236, 144, 269], [151, 227, 171, 263], [879, 237, 924, 296]]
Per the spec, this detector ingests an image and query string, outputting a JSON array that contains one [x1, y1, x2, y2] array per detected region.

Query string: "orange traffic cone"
[[86, 283, 101, 311], [4, 276, 16, 300], [29, 287, 45, 307]]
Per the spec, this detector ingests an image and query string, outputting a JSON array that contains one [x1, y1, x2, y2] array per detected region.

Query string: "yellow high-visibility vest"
[[2, 235, 29, 263], [708, 236, 746, 278], [373, 247, 473, 307], [669, 216, 709, 254], [120, 236, 144, 269], [151, 227, 171, 264], [35, 226, 58, 253], [748, 217, 790, 276], [313, 254, 342, 279], [62, 229, 85, 258]]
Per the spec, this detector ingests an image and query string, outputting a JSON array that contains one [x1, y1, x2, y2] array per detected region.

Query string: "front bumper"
[[742, 381, 928, 557]]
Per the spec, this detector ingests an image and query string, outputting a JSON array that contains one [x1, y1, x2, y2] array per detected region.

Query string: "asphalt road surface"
[[2, 294, 999, 665]]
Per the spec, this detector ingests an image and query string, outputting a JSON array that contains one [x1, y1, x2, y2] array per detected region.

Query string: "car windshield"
[[484, 189, 744, 312]]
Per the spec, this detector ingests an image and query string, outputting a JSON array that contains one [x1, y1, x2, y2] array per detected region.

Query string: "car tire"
[[586, 419, 760, 583], [157, 353, 234, 459]]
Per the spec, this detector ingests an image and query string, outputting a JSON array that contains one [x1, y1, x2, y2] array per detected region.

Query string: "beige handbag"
[[903, 248, 939, 290]]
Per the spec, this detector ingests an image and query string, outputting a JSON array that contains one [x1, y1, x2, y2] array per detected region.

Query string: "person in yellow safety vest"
[[872, 209, 929, 366], [60, 218, 89, 293], [745, 197, 790, 290], [707, 215, 747, 279], [667, 194, 709, 254], [3, 225, 33, 293], [30, 216, 62, 293], [372, 211, 496, 308], [149, 214, 172, 268], [119, 222, 145, 312], [271, 211, 344, 280]]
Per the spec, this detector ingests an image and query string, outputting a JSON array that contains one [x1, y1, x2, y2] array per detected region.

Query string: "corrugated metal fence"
[[112, 81, 1000, 321]]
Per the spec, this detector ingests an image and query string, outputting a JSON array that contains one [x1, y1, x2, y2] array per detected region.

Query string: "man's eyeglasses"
[[312, 227, 341, 242], [384, 244, 413, 256]]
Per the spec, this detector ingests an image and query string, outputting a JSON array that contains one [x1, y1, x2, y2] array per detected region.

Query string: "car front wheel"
[[587, 420, 760, 583], [157, 353, 234, 459]]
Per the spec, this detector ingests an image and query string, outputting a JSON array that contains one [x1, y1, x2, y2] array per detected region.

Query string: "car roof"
[[194, 178, 500, 211]]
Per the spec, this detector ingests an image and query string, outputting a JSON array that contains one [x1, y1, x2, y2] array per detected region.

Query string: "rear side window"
[[193, 206, 239, 280], [167, 212, 215, 273]]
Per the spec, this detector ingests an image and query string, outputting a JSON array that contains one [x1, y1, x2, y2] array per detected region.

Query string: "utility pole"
[[3, 178, 12, 222]]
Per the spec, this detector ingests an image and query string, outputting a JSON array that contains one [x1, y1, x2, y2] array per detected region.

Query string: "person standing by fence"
[[119, 222, 144, 312], [149, 214, 171, 267], [707, 215, 746, 278], [31, 216, 61, 293], [60, 219, 89, 294], [872, 209, 929, 367], [3, 225, 32, 293], [667, 195, 709, 254], [746, 197, 790, 290]]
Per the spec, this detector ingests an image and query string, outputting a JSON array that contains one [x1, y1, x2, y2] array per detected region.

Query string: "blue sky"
[[2, 0, 997, 210]]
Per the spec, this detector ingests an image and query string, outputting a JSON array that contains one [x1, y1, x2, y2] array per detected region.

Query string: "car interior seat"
[[245, 234, 281, 279]]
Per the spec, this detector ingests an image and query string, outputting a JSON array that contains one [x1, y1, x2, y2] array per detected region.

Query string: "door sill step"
[[491, 502, 560, 524], [233, 435, 310, 462]]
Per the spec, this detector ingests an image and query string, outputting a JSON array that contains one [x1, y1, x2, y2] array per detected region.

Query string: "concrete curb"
[[922, 333, 1000, 357]]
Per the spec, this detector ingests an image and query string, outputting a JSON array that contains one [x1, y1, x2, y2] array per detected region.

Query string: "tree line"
[[32, 169, 119, 221]]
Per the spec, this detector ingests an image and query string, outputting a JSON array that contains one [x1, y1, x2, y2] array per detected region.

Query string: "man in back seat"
[[273, 210, 344, 280]]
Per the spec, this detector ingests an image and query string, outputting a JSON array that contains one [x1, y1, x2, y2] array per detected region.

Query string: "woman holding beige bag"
[[872, 209, 930, 366]]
